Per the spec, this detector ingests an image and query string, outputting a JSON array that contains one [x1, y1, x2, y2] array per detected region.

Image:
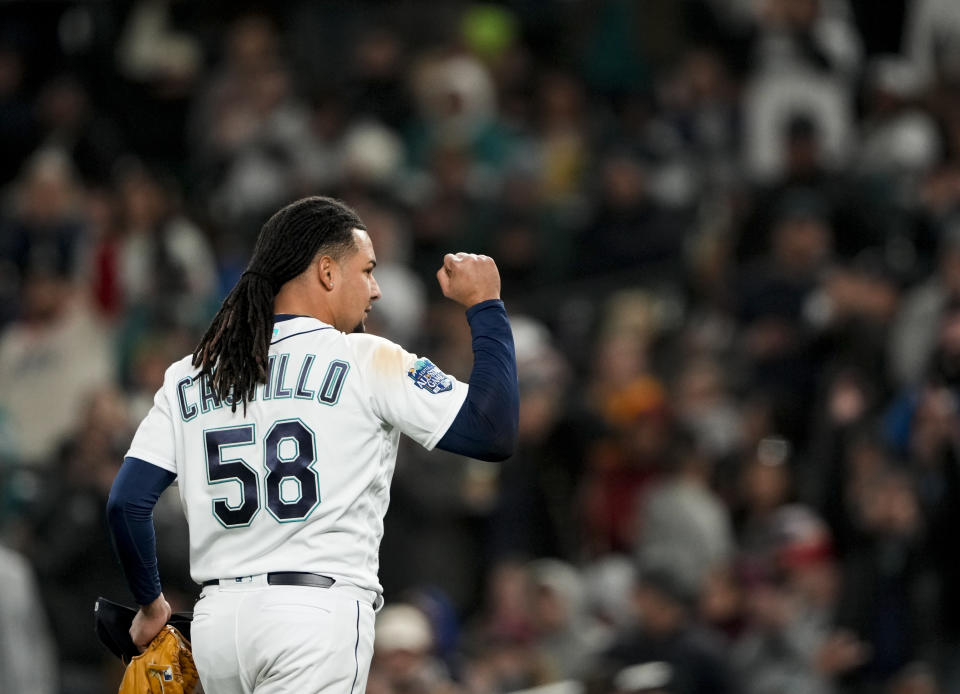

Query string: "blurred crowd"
[[2, 0, 960, 693]]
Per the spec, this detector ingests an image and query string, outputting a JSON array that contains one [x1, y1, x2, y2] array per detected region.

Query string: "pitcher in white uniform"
[[107, 196, 519, 694]]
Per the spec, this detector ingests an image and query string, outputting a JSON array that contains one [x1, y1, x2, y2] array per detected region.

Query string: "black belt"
[[202, 572, 336, 588]]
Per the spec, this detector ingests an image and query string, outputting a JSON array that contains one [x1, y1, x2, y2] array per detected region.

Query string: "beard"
[[352, 320, 366, 334]]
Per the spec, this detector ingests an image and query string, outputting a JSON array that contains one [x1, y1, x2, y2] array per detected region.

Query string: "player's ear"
[[316, 255, 337, 292]]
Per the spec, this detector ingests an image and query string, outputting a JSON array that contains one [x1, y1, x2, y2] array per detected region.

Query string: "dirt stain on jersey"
[[371, 343, 407, 377]]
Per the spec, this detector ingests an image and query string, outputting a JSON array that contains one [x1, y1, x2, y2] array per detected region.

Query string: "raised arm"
[[434, 253, 519, 462]]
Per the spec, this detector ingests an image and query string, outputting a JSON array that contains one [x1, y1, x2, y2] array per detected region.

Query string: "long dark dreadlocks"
[[193, 196, 364, 411]]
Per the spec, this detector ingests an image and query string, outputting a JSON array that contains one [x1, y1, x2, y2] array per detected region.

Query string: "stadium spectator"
[[371, 603, 461, 694], [113, 160, 217, 328], [0, 149, 87, 327], [598, 562, 733, 694], [0, 542, 57, 694], [0, 256, 112, 466], [525, 558, 609, 681], [636, 429, 735, 593]]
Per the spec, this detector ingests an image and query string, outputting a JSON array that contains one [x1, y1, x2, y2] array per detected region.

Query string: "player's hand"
[[436, 253, 501, 308], [130, 593, 172, 652]]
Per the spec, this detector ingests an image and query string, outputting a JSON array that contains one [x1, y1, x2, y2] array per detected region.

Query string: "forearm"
[[436, 299, 519, 461], [106, 457, 176, 605]]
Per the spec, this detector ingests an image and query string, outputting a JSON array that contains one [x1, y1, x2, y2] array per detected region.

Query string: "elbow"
[[106, 487, 120, 518], [437, 421, 517, 462], [439, 394, 518, 461], [483, 399, 519, 461], [475, 444, 512, 462], [105, 493, 126, 545], [106, 487, 126, 528], [479, 419, 518, 462], [106, 476, 145, 527], [480, 442, 515, 462]]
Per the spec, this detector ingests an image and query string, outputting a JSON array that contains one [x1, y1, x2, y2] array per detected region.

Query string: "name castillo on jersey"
[[175, 352, 349, 421]]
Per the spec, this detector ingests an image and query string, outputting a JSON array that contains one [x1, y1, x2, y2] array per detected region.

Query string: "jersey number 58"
[[204, 419, 319, 527]]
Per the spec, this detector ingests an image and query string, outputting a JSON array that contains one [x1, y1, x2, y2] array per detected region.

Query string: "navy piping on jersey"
[[271, 327, 334, 345], [273, 313, 309, 322], [350, 601, 360, 694]]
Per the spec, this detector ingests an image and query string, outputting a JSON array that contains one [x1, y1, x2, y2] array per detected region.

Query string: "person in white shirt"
[[107, 195, 518, 694]]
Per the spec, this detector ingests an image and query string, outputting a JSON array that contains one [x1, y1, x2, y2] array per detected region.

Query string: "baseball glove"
[[95, 597, 193, 662], [118, 624, 200, 694]]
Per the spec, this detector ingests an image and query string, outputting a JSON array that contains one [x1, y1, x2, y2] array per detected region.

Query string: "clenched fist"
[[436, 253, 501, 308]]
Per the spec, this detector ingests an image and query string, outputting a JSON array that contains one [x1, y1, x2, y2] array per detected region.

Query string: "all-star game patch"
[[408, 358, 453, 394]]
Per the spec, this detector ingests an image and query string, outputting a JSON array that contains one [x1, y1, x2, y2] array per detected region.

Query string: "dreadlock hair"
[[193, 196, 364, 411]]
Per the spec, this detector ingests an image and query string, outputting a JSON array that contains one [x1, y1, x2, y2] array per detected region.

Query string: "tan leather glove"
[[118, 625, 200, 694]]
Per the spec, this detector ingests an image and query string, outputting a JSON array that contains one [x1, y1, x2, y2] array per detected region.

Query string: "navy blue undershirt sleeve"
[[436, 299, 519, 461], [106, 457, 176, 606]]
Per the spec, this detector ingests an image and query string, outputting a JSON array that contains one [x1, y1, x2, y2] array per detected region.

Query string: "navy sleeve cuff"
[[465, 298, 505, 321]]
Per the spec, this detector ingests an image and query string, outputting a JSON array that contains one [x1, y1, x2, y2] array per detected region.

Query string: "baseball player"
[[106, 196, 518, 693]]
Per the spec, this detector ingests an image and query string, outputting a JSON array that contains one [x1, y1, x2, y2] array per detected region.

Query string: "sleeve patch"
[[408, 358, 453, 394]]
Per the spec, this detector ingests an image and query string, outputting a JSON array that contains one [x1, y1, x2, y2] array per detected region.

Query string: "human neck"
[[274, 284, 336, 327]]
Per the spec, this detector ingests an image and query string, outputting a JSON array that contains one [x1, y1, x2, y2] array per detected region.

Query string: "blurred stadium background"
[[2, 0, 960, 692]]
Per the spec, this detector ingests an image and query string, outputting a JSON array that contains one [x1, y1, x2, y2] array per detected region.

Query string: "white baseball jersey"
[[126, 316, 468, 599]]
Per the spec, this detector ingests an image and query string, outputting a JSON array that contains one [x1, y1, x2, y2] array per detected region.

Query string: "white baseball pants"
[[191, 576, 375, 694]]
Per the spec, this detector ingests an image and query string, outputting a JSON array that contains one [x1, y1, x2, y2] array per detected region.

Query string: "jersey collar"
[[271, 315, 334, 344]]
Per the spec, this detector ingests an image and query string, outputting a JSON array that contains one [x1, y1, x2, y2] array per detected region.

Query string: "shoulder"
[[343, 333, 434, 398], [343, 332, 402, 351], [161, 354, 199, 388], [344, 332, 413, 368]]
